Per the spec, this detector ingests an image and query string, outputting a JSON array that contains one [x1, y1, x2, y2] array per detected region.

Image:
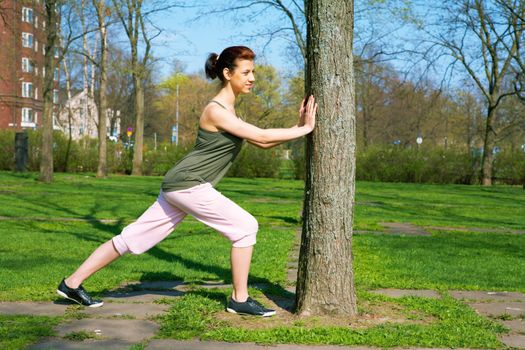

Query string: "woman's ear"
[[223, 67, 231, 81]]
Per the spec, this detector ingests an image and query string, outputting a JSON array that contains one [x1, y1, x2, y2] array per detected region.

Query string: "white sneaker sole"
[[56, 289, 104, 308], [226, 307, 276, 317]]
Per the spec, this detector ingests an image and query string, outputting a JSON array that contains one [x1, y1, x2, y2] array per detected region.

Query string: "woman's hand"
[[299, 95, 317, 132]]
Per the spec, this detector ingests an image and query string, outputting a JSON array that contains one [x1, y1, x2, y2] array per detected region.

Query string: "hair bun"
[[205, 53, 219, 80]]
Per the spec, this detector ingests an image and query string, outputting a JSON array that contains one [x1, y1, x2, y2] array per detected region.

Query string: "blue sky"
[[142, 1, 471, 89], [150, 4, 297, 79]]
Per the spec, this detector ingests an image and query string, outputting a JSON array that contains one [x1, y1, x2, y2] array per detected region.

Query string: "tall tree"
[[112, 0, 158, 176], [296, 0, 357, 316], [93, 0, 109, 177], [417, 0, 525, 185], [39, 0, 62, 183]]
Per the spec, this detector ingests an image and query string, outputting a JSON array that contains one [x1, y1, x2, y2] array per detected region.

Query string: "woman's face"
[[224, 59, 255, 95]]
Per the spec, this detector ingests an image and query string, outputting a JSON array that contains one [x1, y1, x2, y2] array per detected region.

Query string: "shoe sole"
[[56, 290, 104, 308], [226, 307, 276, 317]]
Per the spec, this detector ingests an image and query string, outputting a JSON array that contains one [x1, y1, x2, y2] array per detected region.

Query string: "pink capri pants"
[[112, 183, 258, 255]]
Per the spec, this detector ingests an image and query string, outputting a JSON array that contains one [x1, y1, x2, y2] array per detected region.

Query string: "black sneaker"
[[56, 278, 104, 308], [226, 296, 276, 317]]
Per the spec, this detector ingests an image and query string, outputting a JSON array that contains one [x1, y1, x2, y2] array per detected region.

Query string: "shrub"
[[0, 130, 15, 171], [493, 149, 525, 185], [142, 142, 191, 176], [1, 129, 522, 185], [228, 144, 283, 178], [356, 145, 477, 184]]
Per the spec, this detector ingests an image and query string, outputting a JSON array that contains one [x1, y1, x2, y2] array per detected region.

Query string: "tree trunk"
[[131, 75, 144, 175], [95, 0, 108, 178], [63, 59, 73, 172], [481, 104, 496, 186], [295, 0, 358, 316], [39, 0, 59, 183]]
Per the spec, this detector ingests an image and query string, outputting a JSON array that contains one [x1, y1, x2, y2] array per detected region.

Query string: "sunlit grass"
[[0, 171, 522, 348]]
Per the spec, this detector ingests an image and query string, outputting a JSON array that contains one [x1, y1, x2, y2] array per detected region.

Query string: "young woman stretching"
[[57, 46, 317, 317]]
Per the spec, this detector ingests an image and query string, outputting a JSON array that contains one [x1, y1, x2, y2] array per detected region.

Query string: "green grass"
[[354, 231, 525, 291], [355, 181, 525, 231], [156, 289, 505, 348], [0, 315, 60, 350], [1, 171, 523, 298], [0, 171, 524, 348]]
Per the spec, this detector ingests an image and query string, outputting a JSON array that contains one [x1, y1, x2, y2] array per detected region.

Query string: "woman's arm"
[[247, 139, 285, 149], [247, 126, 299, 149], [208, 96, 317, 144]]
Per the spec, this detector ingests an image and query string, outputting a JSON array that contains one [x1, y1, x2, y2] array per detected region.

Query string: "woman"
[[57, 46, 317, 317]]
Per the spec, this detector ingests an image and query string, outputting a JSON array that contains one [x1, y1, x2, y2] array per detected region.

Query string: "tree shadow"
[[143, 245, 296, 311]]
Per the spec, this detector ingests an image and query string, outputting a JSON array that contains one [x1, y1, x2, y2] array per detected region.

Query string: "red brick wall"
[[0, 0, 56, 131]]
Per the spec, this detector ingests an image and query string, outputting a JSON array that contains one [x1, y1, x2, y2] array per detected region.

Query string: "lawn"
[[0, 171, 523, 348]]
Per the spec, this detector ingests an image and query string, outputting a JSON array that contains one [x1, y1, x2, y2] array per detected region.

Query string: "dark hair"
[[205, 46, 256, 82]]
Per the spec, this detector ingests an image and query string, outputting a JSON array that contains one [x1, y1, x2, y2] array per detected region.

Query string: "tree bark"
[[39, 0, 60, 183], [131, 75, 144, 175], [62, 59, 73, 172], [95, 0, 108, 178], [481, 104, 497, 185], [295, 0, 358, 316]]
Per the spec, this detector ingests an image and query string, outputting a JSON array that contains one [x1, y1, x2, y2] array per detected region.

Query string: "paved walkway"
[[1, 285, 522, 349], [2, 223, 524, 349]]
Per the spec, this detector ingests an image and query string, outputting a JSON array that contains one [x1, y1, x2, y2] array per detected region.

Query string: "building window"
[[22, 7, 34, 24], [42, 66, 45, 77], [54, 68, 59, 81], [22, 108, 34, 123], [54, 47, 60, 58], [35, 87, 38, 100], [35, 40, 38, 52], [22, 82, 33, 98], [53, 114, 60, 129], [22, 32, 34, 48], [22, 57, 34, 73], [35, 16, 38, 28], [53, 89, 59, 104]]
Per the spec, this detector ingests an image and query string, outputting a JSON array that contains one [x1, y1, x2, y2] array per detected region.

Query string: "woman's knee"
[[112, 235, 130, 255], [112, 233, 151, 255], [231, 215, 258, 248], [244, 214, 259, 234]]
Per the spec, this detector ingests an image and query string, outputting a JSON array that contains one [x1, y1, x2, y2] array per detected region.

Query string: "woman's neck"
[[214, 85, 237, 110]]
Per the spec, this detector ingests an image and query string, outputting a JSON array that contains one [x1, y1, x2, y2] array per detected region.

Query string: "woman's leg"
[[64, 193, 187, 289], [65, 240, 120, 288], [163, 184, 258, 301], [230, 245, 253, 302], [164, 184, 274, 316]]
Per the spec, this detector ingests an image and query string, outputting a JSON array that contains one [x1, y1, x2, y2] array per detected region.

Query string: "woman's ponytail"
[[205, 53, 219, 80]]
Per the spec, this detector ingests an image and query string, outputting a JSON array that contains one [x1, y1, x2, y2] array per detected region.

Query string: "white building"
[[56, 90, 120, 141]]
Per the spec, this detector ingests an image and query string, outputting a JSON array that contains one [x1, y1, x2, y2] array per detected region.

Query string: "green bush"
[[288, 139, 306, 180], [493, 149, 525, 185], [1, 129, 523, 185], [142, 142, 191, 176], [227, 144, 283, 178], [356, 145, 476, 184], [0, 130, 15, 171]]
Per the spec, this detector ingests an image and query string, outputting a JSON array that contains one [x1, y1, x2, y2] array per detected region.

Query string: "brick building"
[[0, 0, 59, 130]]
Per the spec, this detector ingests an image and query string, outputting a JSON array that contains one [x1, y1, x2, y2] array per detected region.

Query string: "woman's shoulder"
[[200, 102, 227, 132]]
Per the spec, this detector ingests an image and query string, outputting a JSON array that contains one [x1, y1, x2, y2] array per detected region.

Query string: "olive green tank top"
[[161, 101, 244, 192]]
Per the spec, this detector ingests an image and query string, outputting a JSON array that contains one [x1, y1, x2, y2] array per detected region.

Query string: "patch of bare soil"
[[215, 294, 435, 330]]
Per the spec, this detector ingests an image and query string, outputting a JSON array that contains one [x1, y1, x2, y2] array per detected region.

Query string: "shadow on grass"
[[143, 245, 296, 311]]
